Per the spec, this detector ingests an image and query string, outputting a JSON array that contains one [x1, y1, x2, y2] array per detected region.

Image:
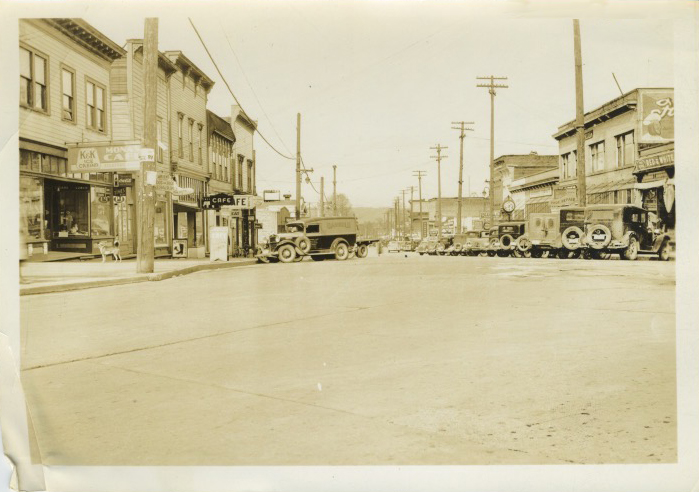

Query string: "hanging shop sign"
[[66, 142, 153, 172], [638, 90, 674, 144], [114, 173, 134, 187], [172, 239, 188, 258], [203, 193, 234, 209], [229, 209, 242, 218], [634, 151, 674, 173]]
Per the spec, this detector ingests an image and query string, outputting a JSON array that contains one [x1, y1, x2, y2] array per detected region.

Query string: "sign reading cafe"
[[203, 194, 254, 209]]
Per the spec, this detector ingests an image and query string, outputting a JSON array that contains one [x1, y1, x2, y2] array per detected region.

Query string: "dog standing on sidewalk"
[[97, 240, 122, 262]]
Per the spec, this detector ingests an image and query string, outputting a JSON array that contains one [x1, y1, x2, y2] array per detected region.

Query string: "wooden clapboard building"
[[19, 18, 125, 257]]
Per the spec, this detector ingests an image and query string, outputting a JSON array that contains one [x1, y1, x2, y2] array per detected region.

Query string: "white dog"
[[97, 240, 122, 262]]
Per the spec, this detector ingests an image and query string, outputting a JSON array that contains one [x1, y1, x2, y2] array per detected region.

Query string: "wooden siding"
[[169, 68, 208, 177], [19, 20, 114, 148]]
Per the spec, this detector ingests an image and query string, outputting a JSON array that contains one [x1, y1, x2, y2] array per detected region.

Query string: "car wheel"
[[658, 239, 670, 261], [512, 248, 523, 258], [487, 250, 497, 257], [278, 244, 297, 263], [295, 236, 311, 254], [335, 242, 350, 261], [558, 249, 572, 259], [293, 255, 303, 262], [531, 249, 543, 258], [623, 236, 639, 261], [356, 244, 369, 258], [586, 224, 612, 250]]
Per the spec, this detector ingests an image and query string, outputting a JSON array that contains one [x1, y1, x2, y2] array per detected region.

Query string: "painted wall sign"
[[638, 90, 674, 144], [634, 151, 674, 173], [172, 239, 188, 258], [155, 172, 175, 194], [67, 143, 145, 172]]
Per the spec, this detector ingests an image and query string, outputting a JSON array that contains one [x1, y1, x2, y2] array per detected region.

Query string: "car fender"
[[621, 231, 637, 247], [330, 238, 349, 250], [652, 233, 670, 252]]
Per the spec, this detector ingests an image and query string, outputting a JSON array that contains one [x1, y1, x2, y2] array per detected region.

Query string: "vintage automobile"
[[256, 216, 377, 263], [449, 233, 470, 256], [416, 237, 435, 255], [464, 229, 492, 256], [486, 226, 500, 257], [581, 204, 672, 261], [387, 240, 401, 252], [515, 207, 586, 259], [496, 221, 527, 257], [434, 236, 454, 256]]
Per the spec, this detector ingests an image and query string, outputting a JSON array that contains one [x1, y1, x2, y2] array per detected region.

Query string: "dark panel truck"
[[256, 216, 379, 263]]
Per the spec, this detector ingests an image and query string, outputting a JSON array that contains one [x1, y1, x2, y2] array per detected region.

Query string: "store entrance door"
[[115, 200, 134, 254]]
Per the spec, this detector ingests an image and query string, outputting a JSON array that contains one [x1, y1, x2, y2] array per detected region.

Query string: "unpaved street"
[[20, 253, 676, 465]]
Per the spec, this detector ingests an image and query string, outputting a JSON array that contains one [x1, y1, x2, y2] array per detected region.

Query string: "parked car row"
[[415, 204, 672, 261]]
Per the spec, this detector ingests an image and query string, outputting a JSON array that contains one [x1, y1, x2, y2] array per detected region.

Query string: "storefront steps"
[[19, 257, 257, 296]]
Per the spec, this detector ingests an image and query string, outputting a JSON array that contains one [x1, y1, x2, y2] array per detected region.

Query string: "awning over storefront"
[[526, 195, 552, 204], [635, 179, 667, 190]]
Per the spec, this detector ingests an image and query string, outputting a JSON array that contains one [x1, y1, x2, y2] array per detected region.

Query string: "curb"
[[20, 259, 258, 296]]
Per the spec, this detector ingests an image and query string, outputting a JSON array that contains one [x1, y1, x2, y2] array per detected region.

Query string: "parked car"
[[464, 230, 492, 256], [434, 236, 454, 256], [516, 207, 586, 259], [486, 226, 500, 257], [496, 221, 527, 257], [256, 216, 377, 263], [387, 240, 401, 252], [450, 233, 470, 255], [416, 238, 434, 255], [582, 204, 671, 260]]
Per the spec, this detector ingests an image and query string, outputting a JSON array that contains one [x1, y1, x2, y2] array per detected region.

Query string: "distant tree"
[[334, 193, 354, 216]]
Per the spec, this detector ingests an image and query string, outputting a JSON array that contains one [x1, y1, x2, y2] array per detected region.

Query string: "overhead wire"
[[188, 17, 295, 161]]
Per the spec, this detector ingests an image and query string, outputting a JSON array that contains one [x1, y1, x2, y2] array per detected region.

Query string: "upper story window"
[[237, 154, 244, 189], [178, 113, 184, 158], [20, 46, 48, 112], [198, 124, 203, 165], [247, 159, 253, 192], [188, 119, 194, 162], [615, 131, 635, 168], [589, 141, 605, 173], [561, 150, 577, 179], [61, 67, 76, 122], [86, 79, 106, 132]]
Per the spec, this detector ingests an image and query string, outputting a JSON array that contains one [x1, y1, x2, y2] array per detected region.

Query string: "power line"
[[188, 17, 295, 161]]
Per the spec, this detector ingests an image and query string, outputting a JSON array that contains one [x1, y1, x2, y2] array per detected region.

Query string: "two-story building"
[[490, 152, 558, 221], [206, 109, 237, 254], [508, 168, 560, 219], [552, 88, 674, 231], [19, 18, 125, 257], [229, 105, 258, 253]]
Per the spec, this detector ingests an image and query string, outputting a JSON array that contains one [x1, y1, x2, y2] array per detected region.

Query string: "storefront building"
[[230, 105, 259, 254], [19, 19, 126, 257], [206, 109, 237, 255], [509, 168, 559, 219], [165, 51, 214, 258], [552, 88, 674, 232]]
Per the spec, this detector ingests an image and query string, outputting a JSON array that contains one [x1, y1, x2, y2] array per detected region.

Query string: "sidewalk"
[[19, 257, 258, 296]]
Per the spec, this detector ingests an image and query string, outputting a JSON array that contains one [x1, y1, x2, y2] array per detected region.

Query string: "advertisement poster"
[[639, 89, 674, 144]]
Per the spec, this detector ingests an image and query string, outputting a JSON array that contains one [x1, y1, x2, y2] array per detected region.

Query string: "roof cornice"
[[44, 19, 125, 61]]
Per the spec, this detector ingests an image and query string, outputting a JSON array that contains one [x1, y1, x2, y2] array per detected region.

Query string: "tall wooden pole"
[[320, 177, 325, 217], [573, 20, 587, 206], [409, 185, 415, 237], [137, 18, 158, 273], [413, 170, 426, 239], [430, 145, 448, 240], [477, 76, 508, 224], [332, 165, 337, 216], [295, 113, 301, 219], [452, 121, 474, 233]]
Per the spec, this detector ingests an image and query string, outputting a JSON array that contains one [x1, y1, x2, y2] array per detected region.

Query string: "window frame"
[[188, 118, 194, 162], [60, 64, 76, 123], [19, 44, 50, 115], [237, 154, 244, 190], [615, 131, 635, 168], [589, 140, 605, 173], [177, 113, 184, 158], [85, 76, 107, 133]]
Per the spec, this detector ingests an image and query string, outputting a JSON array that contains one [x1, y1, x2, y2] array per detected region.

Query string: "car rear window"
[[563, 211, 584, 222]]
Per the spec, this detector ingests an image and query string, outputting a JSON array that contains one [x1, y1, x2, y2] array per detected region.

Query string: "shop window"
[[20, 176, 44, 241], [61, 66, 76, 122], [20, 46, 48, 112], [90, 186, 112, 236], [53, 186, 89, 237], [86, 79, 106, 132], [195, 211, 204, 246]]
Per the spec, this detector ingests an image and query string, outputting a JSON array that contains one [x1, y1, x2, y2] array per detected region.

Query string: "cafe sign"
[[67, 142, 154, 172]]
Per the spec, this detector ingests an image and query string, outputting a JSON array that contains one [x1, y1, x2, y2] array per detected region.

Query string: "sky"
[[66, 1, 675, 207]]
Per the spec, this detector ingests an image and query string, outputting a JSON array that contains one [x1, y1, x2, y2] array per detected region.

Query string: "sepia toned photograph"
[[1, 1, 697, 491]]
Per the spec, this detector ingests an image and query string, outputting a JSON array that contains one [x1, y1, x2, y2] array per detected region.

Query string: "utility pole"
[[477, 75, 508, 224], [320, 177, 325, 217], [452, 121, 474, 234], [400, 189, 408, 239], [137, 18, 158, 273], [430, 145, 448, 240], [332, 165, 337, 216], [413, 171, 426, 239], [408, 186, 415, 237], [295, 113, 301, 219], [573, 20, 587, 206]]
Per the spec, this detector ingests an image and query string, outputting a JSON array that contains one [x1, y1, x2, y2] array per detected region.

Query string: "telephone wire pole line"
[[452, 121, 474, 234], [430, 144, 448, 241]]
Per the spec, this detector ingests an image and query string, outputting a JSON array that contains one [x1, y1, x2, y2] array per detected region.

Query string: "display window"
[[90, 186, 112, 237], [20, 176, 44, 241], [195, 211, 204, 246], [51, 184, 90, 237], [154, 201, 168, 247]]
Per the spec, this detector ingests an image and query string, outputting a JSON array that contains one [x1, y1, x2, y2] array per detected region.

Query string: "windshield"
[[285, 223, 304, 233]]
